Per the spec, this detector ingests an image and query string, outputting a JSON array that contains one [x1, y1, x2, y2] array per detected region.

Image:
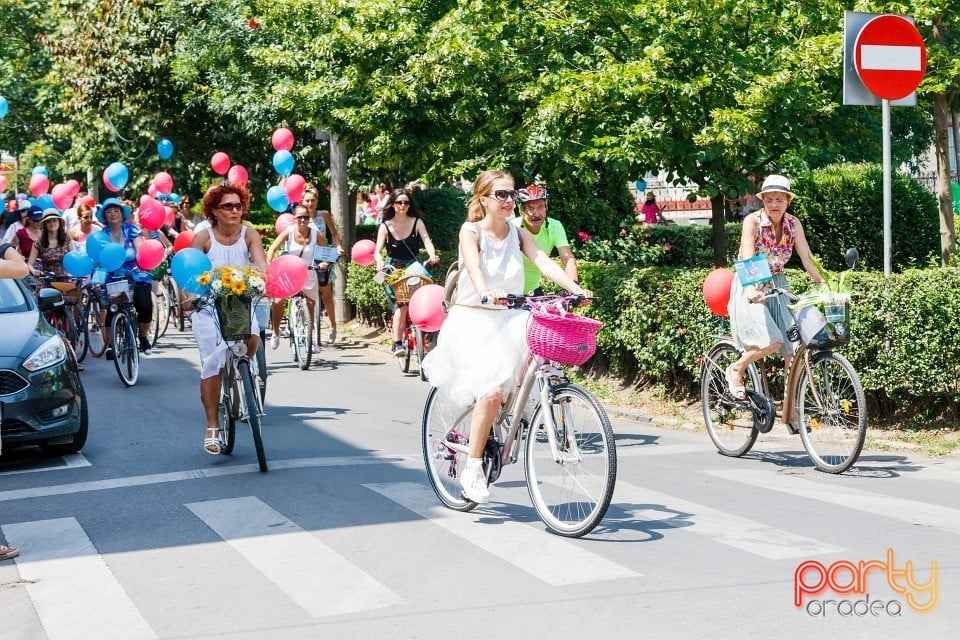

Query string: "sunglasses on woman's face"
[[489, 190, 518, 202], [394, 200, 411, 207], [218, 202, 243, 212], [295, 215, 310, 221]]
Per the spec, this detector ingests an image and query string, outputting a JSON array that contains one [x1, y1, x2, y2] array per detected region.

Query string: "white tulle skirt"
[[421, 305, 530, 408]]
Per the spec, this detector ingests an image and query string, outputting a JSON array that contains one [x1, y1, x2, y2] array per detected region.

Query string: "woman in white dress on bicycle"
[[422, 170, 589, 504], [191, 183, 268, 455]]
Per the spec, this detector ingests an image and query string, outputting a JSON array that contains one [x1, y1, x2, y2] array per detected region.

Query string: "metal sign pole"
[[882, 98, 892, 276]]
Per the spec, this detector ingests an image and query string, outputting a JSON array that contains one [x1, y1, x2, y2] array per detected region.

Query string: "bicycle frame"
[[438, 356, 585, 468]]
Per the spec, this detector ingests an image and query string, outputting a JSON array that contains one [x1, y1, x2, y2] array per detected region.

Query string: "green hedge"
[[578, 262, 960, 414]]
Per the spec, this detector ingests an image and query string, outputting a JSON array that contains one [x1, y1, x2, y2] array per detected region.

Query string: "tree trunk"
[[952, 110, 960, 183], [329, 134, 353, 321], [932, 95, 956, 266], [711, 194, 727, 266]]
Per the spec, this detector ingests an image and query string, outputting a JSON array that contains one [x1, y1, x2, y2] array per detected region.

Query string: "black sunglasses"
[[394, 200, 411, 206], [295, 215, 310, 220], [489, 189, 518, 202], [218, 202, 243, 212]]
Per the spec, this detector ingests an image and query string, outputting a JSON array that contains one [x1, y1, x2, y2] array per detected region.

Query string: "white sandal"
[[204, 427, 222, 455]]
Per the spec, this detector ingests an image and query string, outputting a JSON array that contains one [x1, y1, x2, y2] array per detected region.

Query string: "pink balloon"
[[136, 239, 166, 271], [211, 152, 231, 175], [65, 179, 81, 196], [272, 127, 294, 151], [350, 239, 376, 266], [147, 183, 158, 197], [51, 183, 74, 210], [227, 164, 248, 185], [138, 196, 165, 231], [164, 205, 176, 227], [408, 284, 448, 332], [173, 230, 194, 253], [0, 175, 8, 192], [283, 174, 306, 204], [265, 254, 308, 299], [274, 213, 295, 235], [102, 171, 119, 193], [153, 171, 174, 195], [79, 195, 95, 208], [29, 174, 49, 197]]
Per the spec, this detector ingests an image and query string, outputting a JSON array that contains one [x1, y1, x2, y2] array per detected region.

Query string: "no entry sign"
[[854, 15, 926, 101]]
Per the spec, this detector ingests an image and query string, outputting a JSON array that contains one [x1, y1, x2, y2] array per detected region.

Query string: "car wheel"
[[40, 380, 89, 456]]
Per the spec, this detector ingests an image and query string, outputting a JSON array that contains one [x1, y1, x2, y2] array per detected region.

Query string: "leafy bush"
[[790, 163, 939, 272], [414, 186, 467, 254], [343, 262, 390, 326]]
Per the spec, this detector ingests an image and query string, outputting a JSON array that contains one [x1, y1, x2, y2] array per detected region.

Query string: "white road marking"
[[707, 468, 960, 535], [365, 482, 638, 585], [615, 480, 843, 559], [860, 45, 923, 71], [0, 455, 403, 502], [185, 496, 404, 617], [0, 453, 91, 477], [1, 518, 157, 640]]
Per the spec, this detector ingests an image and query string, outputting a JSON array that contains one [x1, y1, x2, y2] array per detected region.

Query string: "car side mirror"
[[37, 287, 65, 313], [844, 248, 859, 269]]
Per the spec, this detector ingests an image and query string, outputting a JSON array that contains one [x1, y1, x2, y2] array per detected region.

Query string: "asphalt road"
[[0, 326, 957, 639]]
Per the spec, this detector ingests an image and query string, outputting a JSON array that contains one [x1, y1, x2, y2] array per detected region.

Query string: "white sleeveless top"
[[207, 225, 250, 268], [456, 221, 525, 306], [285, 226, 318, 265]]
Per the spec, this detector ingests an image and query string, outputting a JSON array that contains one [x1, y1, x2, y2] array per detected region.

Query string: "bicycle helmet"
[[517, 184, 548, 203]]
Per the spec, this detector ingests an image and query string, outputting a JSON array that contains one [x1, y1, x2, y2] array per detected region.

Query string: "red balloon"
[[703, 268, 735, 316], [51, 183, 73, 210], [164, 206, 176, 227], [0, 175, 7, 192], [283, 174, 306, 204], [173, 230, 195, 253], [153, 171, 174, 195], [272, 127, 294, 151], [65, 179, 81, 196], [211, 152, 231, 175], [147, 183, 158, 197], [29, 174, 49, 197], [102, 171, 119, 193], [138, 196, 165, 230], [79, 195, 96, 208], [408, 283, 448, 332], [136, 239, 166, 270], [274, 213, 295, 235], [350, 239, 376, 266], [265, 254, 308, 299], [227, 164, 248, 185]]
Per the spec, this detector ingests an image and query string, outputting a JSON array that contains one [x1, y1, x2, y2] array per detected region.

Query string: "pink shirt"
[[640, 203, 660, 224], [753, 210, 797, 273]]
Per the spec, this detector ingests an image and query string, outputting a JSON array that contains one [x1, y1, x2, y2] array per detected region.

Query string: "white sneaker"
[[327, 329, 337, 344], [311, 343, 321, 354], [460, 458, 490, 504], [270, 335, 280, 350]]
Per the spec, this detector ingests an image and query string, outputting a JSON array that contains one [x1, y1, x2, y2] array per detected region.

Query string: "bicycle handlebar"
[[753, 286, 799, 305], [480, 293, 595, 309]]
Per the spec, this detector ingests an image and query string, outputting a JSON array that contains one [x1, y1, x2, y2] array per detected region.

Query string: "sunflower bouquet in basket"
[[197, 264, 266, 340]]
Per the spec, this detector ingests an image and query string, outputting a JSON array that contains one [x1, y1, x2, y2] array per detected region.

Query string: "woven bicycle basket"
[[389, 274, 434, 304], [526, 306, 603, 366]]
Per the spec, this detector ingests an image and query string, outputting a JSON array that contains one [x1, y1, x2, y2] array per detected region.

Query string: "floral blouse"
[[753, 210, 797, 273]]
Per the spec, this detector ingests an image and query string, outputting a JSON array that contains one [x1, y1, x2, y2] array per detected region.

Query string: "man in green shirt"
[[511, 184, 578, 294]]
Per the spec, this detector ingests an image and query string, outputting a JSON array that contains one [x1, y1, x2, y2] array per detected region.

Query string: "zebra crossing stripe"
[[614, 480, 843, 559], [1, 518, 157, 640], [185, 496, 405, 617], [365, 482, 639, 585], [707, 468, 960, 535]]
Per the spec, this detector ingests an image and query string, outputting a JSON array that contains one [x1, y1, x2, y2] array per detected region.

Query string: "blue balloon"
[[63, 251, 94, 278], [157, 138, 174, 160], [635, 180, 647, 192], [168, 192, 180, 204], [171, 248, 212, 295], [98, 242, 126, 272], [272, 150, 294, 177], [34, 194, 55, 211], [85, 230, 111, 263], [0, 95, 7, 119], [104, 162, 129, 190], [266, 185, 289, 213], [32, 166, 48, 177]]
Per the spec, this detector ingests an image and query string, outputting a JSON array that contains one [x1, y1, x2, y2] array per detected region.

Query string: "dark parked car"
[[0, 277, 88, 455]]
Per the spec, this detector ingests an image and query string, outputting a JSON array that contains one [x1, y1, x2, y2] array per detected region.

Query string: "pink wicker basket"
[[526, 306, 603, 366]]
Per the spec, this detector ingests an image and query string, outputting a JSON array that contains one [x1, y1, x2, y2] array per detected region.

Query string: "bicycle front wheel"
[[86, 298, 106, 357], [701, 342, 759, 457], [154, 286, 171, 339], [421, 387, 477, 512], [796, 351, 867, 474], [111, 312, 139, 387], [71, 302, 89, 363], [525, 384, 616, 537], [415, 328, 428, 381], [238, 359, 267, 472], [290, 299, 312, 370], [398, 326, 412, 373], [218, 363, 237, 455]]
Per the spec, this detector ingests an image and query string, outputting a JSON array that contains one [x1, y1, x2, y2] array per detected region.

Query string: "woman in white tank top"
[[265, 204, 322, 351], [191, 184, 268, 456]]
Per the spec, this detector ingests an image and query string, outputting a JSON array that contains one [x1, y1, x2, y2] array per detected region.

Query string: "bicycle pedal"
[[745, 390, 775, 434]]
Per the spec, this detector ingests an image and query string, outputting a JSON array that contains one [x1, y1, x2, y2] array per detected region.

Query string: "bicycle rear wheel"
[[421, 386, 477, 512], [154, 286, 171, 340], [86, 298, 106, 357], [525, 383, 616, 537], [701, 342, 760, 457], [218, 362, 238, 455], [149, 291, 161, 347], [111, 312, 139, 386], [796, 351, 867, 474], [238, 358, 267, 472], [167, 278, 185, 332], [72, 302, 89, 363]]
